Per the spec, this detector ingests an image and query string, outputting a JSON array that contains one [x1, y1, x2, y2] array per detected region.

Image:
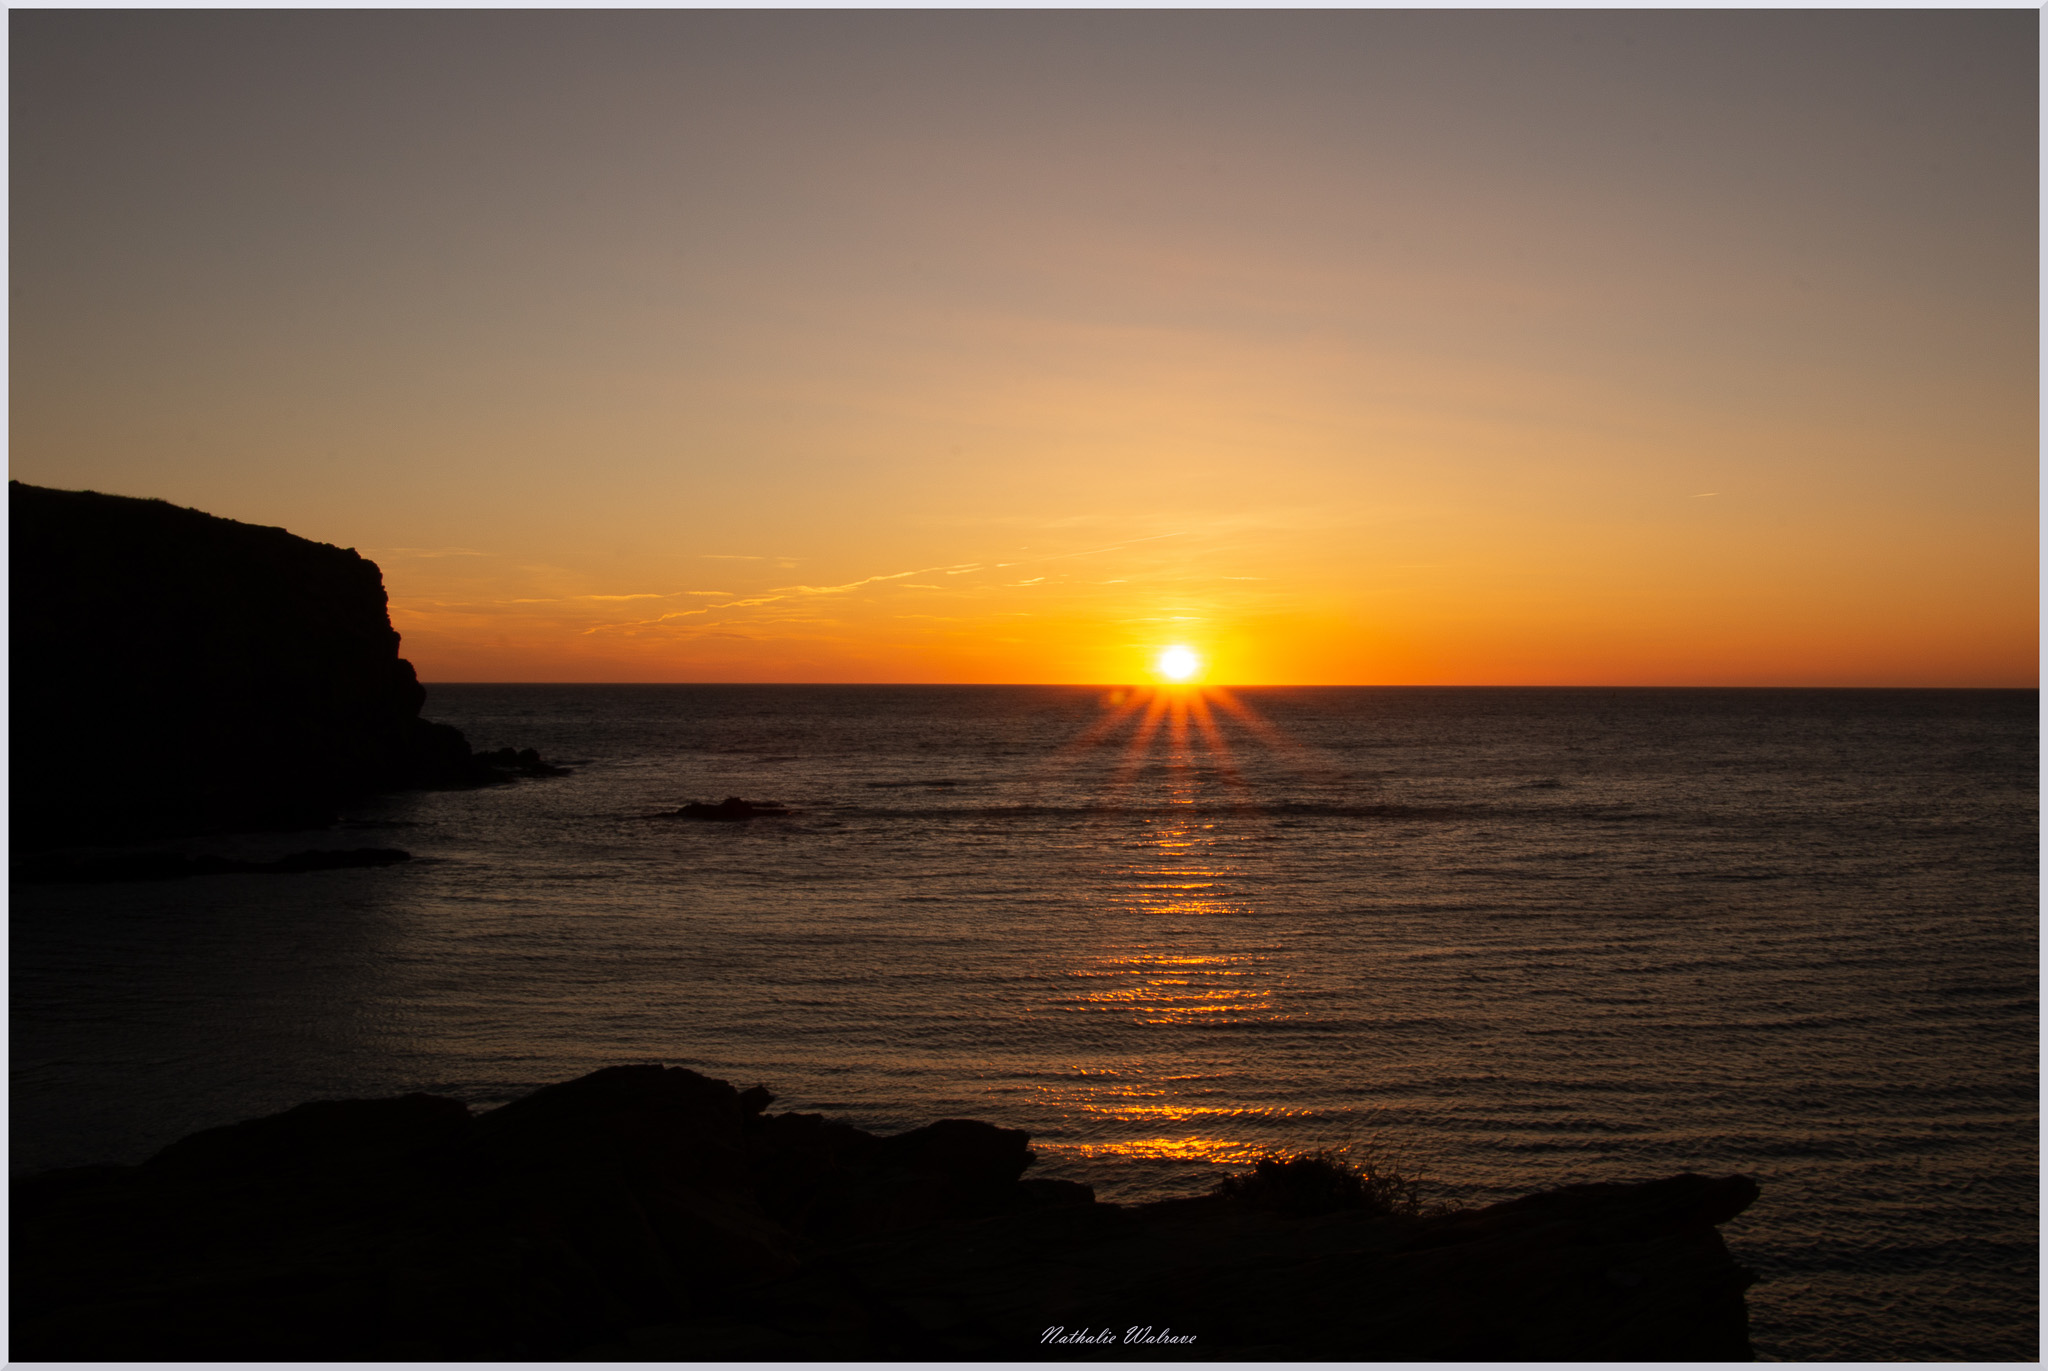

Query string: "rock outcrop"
[[9, 482, 549, 846], [671, 796, 794, 821], [11, 1064, 1760, 1361]]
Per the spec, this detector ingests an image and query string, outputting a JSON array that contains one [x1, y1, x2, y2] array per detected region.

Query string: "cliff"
[[12, 1064, 1760, 1360], [10, 482, 481, 845]]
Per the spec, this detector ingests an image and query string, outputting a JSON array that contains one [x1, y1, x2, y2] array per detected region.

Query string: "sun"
[[1155, 645, 1201, 682]]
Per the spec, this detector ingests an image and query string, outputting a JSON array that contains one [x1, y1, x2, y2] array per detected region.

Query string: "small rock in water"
[[674, 797, 793, 821], [471, 745, 571, 779]]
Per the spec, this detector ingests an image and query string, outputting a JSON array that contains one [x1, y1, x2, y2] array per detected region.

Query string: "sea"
[[11, 685, 2038, 1360]]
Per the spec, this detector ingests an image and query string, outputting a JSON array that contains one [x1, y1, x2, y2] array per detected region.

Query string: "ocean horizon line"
[[417, 680, 2040, 691]]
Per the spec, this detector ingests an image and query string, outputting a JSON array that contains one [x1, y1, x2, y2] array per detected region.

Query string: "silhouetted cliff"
[[10, 482, 481, 845], [12, 1064, 1761, 1360]]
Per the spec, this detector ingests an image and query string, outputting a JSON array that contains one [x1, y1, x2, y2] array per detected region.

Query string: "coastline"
[[15, 1063, 1759, 1361]]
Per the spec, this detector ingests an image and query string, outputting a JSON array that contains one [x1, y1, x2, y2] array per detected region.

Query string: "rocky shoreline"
[[13, 1064, 1760, 1360], [10, 482, 563, 849]]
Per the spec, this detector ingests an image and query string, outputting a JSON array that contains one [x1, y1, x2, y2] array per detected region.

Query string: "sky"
[[10, 10, 2038, 686]]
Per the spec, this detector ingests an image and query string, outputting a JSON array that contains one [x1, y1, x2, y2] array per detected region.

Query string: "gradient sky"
[[12, 10, 2037, 685]]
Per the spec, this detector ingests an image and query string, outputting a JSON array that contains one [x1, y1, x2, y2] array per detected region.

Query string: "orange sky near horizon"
[[10, 12, 2038, 686]]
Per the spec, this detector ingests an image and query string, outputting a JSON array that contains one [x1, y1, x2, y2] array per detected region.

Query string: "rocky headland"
[[10, 482, 556, 847], [13, 1063, 1760, 1361]]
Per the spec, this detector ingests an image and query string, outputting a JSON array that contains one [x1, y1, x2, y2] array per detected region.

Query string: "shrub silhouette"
[[1212, 1146, 1425, 1218]]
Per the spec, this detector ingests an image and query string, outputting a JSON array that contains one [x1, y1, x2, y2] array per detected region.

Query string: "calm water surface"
[[12, 686, 2037, 1360]]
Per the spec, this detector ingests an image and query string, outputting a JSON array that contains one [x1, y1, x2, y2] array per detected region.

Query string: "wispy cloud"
[[364, 546, 488, 559], [572, 535, 1195, 642], [581, 607, 715, 634], [580, 558, 975, 635], [767, 569, 924, 596], [504, 589, 724, 606]]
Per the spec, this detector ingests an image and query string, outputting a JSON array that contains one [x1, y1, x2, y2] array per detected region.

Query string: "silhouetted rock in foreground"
[[12, 1064, 1759, 1361], [10, 482, 563, 846]]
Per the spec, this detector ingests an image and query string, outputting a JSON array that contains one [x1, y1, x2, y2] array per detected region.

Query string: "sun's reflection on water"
[[1052, 950, 1280, 1024], [1023, 685, 1330, 1184], [1034, 1134, 1272, 1166]]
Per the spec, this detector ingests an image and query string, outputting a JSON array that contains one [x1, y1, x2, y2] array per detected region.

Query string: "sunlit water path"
[[13, 686, 2036, 1359]]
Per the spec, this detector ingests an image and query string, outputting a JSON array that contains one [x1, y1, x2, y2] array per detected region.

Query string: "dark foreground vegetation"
[[14, 1064, 1760, 1360], [10, 482, 560, 848]]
